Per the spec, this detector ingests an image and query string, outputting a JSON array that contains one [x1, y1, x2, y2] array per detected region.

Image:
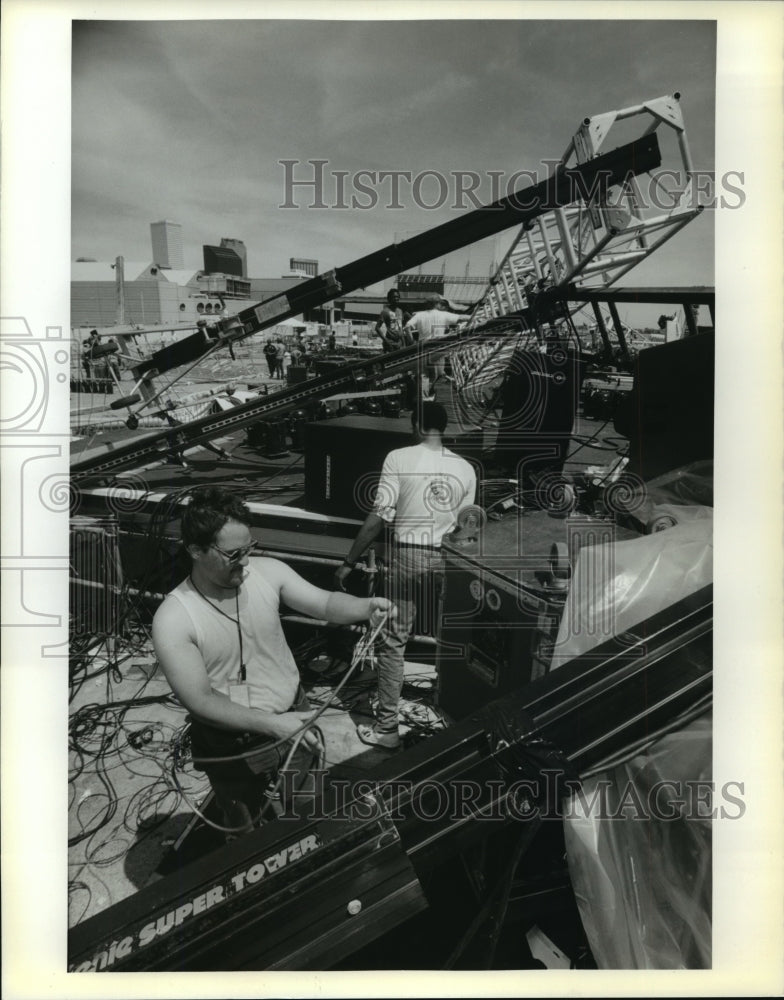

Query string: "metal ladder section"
[[469, 94, 703, 327]]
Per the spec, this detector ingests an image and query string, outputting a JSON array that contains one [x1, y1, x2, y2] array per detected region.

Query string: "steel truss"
[[470, 93, 703, 327]]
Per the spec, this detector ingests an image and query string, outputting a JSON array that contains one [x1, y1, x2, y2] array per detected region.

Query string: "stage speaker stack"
[[287, 365, 309, 385], [304, 415, 413, 518], [70, 378, 114, 395], [436, 510, 638, 721], [494, 347, 583, 483], [247, 419, 290, 456], [614, 332, 714, 482], [313, 356, 348, 376], [304, 414, 486, 519]]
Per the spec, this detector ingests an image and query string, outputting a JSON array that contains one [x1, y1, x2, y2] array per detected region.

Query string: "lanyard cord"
[[189, 576, 246, 682], [191, 610, 391, 764]]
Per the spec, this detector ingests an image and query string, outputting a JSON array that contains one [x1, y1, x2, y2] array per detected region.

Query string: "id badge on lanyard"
[[228, 680, 251, 708]]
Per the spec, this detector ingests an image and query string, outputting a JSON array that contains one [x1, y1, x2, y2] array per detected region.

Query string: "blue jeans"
[[375, 546, 443, 732]]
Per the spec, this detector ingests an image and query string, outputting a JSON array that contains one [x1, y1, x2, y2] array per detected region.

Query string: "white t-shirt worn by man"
[[372, 442, 476, 547], [404, 308, 464, 343]]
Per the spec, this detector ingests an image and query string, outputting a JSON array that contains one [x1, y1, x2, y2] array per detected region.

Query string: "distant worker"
[[657, 313, 678, 343], [328, 330, 337, 352], [152, 486, 393, 835], [404, 295, 466, 383], [106, 336, 122, 381], [274, 340, 286, 379], [375, 288, 411, 353], [263, 340, 278, 378], [334, 402, 476, 749], [81, 329, 100, 379]]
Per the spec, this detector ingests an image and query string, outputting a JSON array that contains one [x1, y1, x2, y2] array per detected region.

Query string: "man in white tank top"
[[152, 486, 392, 835], [334, 402, 476, 748]]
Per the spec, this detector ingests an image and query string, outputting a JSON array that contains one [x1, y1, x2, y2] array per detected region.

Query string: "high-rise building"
[[220, 238, 247, 277], [203, 244, 244, 278], [150, 220, 184, 269], [290, 257, 318, 277]]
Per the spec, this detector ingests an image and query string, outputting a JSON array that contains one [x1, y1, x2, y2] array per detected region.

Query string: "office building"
[[203, 244, 244, 278], [150, 220, 184, 270], [220, 238, 247, 277]]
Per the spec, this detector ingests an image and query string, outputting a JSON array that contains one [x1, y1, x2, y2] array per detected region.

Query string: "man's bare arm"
[[267, 556, 390, 623]]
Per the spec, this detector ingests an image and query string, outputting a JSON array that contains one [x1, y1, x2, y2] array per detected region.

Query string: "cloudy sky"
[[72, 17, 716, 323]]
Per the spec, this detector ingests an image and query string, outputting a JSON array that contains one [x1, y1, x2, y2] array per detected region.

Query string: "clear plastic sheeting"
[[551, 514, 712, 667], [644, 459, 714, 509], [636, 460, 714, 533], [563, 714, 712, 969]]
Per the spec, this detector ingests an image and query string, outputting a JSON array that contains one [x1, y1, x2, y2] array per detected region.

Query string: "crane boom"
[[133, 133, 659, 379], [73, 133, 660, 482]]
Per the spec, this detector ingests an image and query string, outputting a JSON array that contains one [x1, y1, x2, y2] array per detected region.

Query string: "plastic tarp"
[[645, 459, 714, 508], [563, 714, 712, 968], [550, 515, 712, 665], [553, 461, 713, 968], [551, 461, 713, 667]]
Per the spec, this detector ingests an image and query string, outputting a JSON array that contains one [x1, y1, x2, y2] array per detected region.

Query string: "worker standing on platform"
[[375, 288, 411, 353], [404, 295, 466, 383], [106, 337, 122, 381], [334, 402, 476, 748], [81, 329, 100, 379], [263, 340, 278, 378], [152, 486, 393, 834], [274, 339, 286, 379]]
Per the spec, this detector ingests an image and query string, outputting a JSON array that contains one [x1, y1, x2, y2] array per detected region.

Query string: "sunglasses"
[[210, 541, 259, 563]]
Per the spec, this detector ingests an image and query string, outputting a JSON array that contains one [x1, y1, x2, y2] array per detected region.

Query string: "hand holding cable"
[[367, 596, 394, 633], [276, 606, 391, 772], [266, 710, 323, 753]]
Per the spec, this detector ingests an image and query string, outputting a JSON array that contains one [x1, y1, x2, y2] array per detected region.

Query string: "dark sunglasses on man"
[[210, 541, 259, 563]]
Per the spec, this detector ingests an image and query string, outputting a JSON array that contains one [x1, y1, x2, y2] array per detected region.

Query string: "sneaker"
[[356, 724, 400, 749]]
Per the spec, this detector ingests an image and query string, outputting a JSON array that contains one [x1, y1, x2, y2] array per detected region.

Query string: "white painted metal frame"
[[469, 94, 703, 326]]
